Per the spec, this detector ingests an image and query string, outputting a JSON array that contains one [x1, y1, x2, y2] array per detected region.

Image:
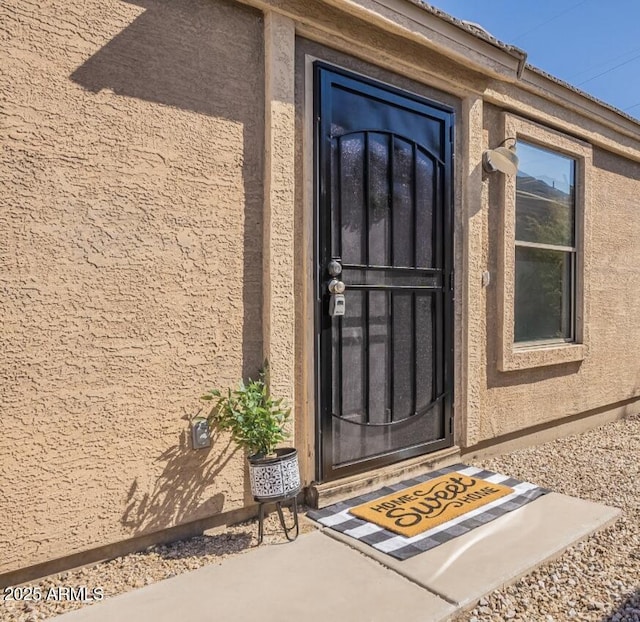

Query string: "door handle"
[[328, 278, 346, 294]]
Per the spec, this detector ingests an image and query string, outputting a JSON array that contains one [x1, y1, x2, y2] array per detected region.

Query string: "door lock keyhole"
[[327, 259, 342, 277]]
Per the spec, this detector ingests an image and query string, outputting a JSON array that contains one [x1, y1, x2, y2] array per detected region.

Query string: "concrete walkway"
[[50, 493, 620, 622]]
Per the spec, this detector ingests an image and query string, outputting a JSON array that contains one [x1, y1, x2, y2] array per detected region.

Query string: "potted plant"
[[201, 367, 301, 503]]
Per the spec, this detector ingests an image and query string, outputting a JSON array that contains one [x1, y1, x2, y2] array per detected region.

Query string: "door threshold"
[[306, 446, 461, 509]]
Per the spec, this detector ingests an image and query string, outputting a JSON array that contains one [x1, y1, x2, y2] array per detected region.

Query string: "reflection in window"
[[514, 141, 576, 343]]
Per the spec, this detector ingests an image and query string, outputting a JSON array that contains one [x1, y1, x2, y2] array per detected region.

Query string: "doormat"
[[348, 472, 514, 537], [307, 464, 549, 560]]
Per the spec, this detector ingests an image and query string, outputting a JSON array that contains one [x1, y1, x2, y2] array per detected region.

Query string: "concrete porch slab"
[[319, 492, 622, 610], [49, 530, 455, 622], [49, 493, 620, 622]]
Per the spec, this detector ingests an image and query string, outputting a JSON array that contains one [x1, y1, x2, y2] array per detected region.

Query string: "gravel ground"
[[1, 507, 315, 622], [1, 414, 638, 622], [457, 413, 639, 622]]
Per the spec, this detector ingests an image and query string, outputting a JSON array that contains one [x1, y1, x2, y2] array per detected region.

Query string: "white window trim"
[[498, 114, 592, 371]]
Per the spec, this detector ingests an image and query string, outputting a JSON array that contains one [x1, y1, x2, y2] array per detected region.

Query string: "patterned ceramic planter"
[[248, 448, 301, 502]]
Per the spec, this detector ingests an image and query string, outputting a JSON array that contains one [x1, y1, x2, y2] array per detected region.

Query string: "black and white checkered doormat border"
[[307, 463, 549, 560]]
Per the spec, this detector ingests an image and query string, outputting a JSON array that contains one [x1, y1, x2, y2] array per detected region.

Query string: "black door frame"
[[313, 62, 455, 482]]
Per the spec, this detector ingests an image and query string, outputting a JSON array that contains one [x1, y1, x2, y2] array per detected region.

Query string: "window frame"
[[498, 114, 592, 371]]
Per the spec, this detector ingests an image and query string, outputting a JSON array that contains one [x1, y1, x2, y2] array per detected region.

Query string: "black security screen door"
[[315, 64, 455, 481]]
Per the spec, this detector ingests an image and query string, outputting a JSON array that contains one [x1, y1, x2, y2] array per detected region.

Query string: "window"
[[498, 115, 592, 371], [514, 141, 575, 344]]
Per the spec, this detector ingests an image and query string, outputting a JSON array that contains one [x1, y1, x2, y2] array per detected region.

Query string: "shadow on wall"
[[71, 0, 265, 382], [72, 0, 263, 123], [70, 0, 266, 529], [593, 147, 640, 180], [121, 428, 237, 535]]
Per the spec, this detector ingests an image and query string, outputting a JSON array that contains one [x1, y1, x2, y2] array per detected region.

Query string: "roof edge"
[[406, 0, 528, 62], [411, 0, 640, 130]]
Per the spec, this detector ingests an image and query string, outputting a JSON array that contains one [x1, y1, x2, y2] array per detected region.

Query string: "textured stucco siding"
[[0, 0, 264, 575], [479, 104, 640, 442], [3, 0, 640, 580], [579, 149, 640, 401], [292, 28, 639, 453]]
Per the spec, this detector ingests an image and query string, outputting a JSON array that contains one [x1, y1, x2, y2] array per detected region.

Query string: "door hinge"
[[449, 125, 454, 144], [449, 272, 455, 291]]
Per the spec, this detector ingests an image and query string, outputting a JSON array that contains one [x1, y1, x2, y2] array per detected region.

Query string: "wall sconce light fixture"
[[483, 138, 519, 175]]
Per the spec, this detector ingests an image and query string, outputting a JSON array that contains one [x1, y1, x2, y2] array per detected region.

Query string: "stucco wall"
[[479, 104, 640, 442], [289, 17, 640, 454], [290, 16, 640, 461], [0, 0, 264, 575], [3, 0, 640, 580]]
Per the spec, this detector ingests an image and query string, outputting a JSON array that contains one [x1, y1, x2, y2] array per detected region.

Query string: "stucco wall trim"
[[518, 69, 640, 143], [319, 0, 524, 81], [236, 0, 492, 102], [236, 0, 522, 83], [485, 85, 640, 165], [458, 95, 486, 448], [497, 114, 592, 372], [348, 0, 640, 145], [263, 12, 296, 427], [295, 21, 484, 104], [235, 0, 640, 157]]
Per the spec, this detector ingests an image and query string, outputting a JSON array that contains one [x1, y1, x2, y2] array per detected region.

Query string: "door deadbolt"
[[327, 259, 342, 277]]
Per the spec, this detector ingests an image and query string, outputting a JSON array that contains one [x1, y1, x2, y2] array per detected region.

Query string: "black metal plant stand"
[[257, 495, 299, 544]]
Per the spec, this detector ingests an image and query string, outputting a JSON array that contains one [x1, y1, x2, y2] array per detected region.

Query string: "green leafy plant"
[[201, 368, 291, 457]]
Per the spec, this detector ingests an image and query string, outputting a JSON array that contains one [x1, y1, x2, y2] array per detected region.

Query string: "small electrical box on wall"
[[191, 418, 211, 449]]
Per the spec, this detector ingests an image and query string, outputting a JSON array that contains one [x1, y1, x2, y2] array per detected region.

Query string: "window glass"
[[514, 247, 572, 342], [500, 114, 591, 368], [515, 141, 575, 247], [514, 141, 577, 344]]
